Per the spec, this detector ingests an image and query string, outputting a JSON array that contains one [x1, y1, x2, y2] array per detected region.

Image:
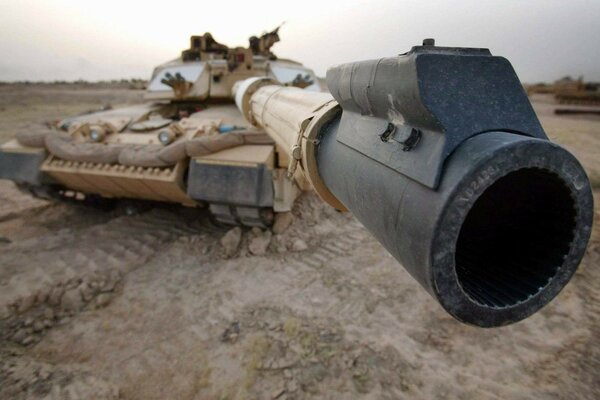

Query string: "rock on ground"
[[248, 229, 272, 256], [272, 212, 294, 234], [220, 227, 242, 257]]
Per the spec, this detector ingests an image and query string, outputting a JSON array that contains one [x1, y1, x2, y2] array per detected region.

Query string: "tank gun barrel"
[[234, 43, 594, 327]]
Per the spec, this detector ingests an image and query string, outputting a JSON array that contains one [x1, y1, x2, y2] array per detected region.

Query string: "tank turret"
[[145, 27, 321, 102]]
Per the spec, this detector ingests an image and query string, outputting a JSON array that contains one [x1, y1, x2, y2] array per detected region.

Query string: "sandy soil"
[[0, 88, 598, 400]]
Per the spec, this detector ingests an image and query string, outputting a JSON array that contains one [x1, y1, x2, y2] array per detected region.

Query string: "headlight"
[[158, 130, 175, 145], [89, 127, 105, 142]]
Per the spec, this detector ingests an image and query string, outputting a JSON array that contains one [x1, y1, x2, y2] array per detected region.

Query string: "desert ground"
[[0, 85, 598, 400]]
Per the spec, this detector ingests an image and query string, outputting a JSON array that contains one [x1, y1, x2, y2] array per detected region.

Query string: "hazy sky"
[[1, 0, 599, 83]]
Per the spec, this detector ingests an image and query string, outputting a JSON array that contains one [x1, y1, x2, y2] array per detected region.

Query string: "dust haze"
[[1, 0, 600, 82]]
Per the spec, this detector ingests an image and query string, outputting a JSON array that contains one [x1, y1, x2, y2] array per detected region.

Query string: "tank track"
[[17, 183, 117, 209], [18, 183, 274, 228], [208, 204, 274, 228], [16, 183, 60, 201]]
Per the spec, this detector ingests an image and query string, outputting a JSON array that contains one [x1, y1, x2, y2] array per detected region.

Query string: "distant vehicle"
[[526, 76, 600, 106], [0, 27, 322, 227], [554, 77, 600, 105]]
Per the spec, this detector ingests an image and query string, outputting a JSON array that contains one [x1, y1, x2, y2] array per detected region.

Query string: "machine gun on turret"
[[249, 24, 283, 59]]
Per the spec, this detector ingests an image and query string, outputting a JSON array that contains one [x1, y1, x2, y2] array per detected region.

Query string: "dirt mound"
[[215, 192, 357, 260]]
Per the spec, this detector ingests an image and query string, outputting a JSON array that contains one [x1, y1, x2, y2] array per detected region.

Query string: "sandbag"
[[16, 129, 52, 148], [44, 129, 275, 168], [185, 133, 245, 157], [157, 139, 188, 164], [45, 133, 123, 164], [118, 144, 172, 167]]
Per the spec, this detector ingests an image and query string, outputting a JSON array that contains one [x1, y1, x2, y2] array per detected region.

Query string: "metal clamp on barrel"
[[298, 100, 347, 211]]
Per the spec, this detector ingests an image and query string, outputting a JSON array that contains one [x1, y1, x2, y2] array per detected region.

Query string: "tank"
[[0, 34, 594, 327], [0, 27, 321, 227], [554, 77, 600, 105]]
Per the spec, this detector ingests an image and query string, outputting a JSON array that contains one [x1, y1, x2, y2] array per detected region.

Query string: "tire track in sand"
[[0, 207, 223, 346]]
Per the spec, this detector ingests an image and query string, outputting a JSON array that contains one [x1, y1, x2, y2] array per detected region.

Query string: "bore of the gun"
[[454, 167, 577, 308]]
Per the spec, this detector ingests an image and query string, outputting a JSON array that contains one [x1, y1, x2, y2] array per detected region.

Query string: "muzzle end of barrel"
[[431, 134, 593, 327]]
